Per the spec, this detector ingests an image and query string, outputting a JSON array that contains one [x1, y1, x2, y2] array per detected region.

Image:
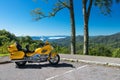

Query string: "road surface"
[[0, 60, 120, 80]]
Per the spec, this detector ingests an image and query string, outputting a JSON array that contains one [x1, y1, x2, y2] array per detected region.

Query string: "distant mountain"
[[90, 32, 120, 44], [50, 32, 120, 48], [31, 32, 120, 48]]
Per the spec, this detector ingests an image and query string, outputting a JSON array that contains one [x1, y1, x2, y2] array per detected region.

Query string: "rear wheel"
[[15, 61, 26, 67], [49, 54, 60, 65]]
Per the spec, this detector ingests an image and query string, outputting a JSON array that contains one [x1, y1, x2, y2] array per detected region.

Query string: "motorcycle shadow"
[[16, 62, 75, 69]]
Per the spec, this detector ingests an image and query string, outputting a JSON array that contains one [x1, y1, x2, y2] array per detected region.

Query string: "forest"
[[52, 32, 120, 57], [0, 29, 120, 58], [0, 29, 43, 56]]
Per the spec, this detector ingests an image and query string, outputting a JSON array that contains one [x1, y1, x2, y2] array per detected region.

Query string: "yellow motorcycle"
[[8, 41, 60, 67]]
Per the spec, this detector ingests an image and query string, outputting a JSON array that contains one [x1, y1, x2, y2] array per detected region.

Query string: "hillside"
[[0, 30, 120, 57], [90, 32, 120, 43], [51, 32, 120, 48]]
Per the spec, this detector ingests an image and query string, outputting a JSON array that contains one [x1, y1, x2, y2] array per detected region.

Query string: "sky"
[[0, 0, 120, 36]]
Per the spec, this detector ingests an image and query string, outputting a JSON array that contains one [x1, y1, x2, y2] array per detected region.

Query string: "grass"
[[0, 53, 9, 57]]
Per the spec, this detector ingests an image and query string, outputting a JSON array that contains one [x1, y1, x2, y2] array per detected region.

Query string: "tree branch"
[[87, 0, 93, 18], [49, 6, 65, 16], [31, 8, 49, 21], [31, 0, 69, 20], [58, 0, 70, 9]]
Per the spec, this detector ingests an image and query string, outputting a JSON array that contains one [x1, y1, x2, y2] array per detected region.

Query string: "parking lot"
[[0, 60, 120, 80]]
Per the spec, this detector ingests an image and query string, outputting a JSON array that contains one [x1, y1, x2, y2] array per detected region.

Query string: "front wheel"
[[49, 54, 60, 65], [15, 61, 26, 67]]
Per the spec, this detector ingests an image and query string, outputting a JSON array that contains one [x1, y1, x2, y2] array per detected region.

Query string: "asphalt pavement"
[[0, 56, 10, 64], [0, 61, 120, 80], [0, 54, 120, 80], [0, 54, 120, 67], [60, 54, 120, 67]]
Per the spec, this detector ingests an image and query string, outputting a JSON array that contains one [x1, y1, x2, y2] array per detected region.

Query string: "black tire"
[[49, 54, 60, 65], [15, 61, 26, 67]]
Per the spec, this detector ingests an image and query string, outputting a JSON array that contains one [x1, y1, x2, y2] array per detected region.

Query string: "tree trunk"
[[83, 19, 89, 55], [82, 0, 92, 55], [69, 0, 76, 54]]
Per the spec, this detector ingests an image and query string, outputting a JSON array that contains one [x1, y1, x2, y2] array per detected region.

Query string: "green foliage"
[[29, 40, 43, 51], [0, 29, 120, 58], [17, 36, 33, 44], [94, 0, 113, 15], [0, 29, 16, 41], [0, 53, 9, 57], [0, 30, 17, 54], [53, 45, 70, 54], [0, 29, 43, 54], [59, 47, 70, 54], [0, 36, 10, 44], [89, 45, 112, 57], [0, 42, 9, 54], [112, 48, 120, 58], [0, 29, 16, 45], [31, 8, 46, 20], [76, 43, 83, 54], [52, 32, 120, 57]]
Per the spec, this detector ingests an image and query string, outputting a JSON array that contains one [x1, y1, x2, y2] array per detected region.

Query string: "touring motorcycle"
[[8, 41, 60, 67]]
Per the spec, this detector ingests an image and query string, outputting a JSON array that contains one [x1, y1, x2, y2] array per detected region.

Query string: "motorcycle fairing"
[[10, 51, 25, 60], [35, 44, 53, 55], [8, 42, 56, 60], [8, 43, 25, 59]]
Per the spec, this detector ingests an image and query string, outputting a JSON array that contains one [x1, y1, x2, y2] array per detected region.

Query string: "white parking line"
[[45, 65, 88, 80], [76, 65, 88, 70], [46, 75, 59, 80]]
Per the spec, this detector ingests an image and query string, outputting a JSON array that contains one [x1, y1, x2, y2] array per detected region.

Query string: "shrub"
[[112, 48, 120, 58], [89, 46, 112, 57]]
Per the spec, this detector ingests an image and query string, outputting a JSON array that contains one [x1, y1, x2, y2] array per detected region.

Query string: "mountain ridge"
[[49, 32, 120, 48]]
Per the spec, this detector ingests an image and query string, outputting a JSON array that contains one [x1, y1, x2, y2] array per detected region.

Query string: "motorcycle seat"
[[15, 42, 22, 51], [24, 45, 34, 53]]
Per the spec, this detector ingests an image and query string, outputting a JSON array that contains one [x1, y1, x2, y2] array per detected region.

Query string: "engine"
[[32, 54, 41, 60], [28, 54, 49, 62]]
